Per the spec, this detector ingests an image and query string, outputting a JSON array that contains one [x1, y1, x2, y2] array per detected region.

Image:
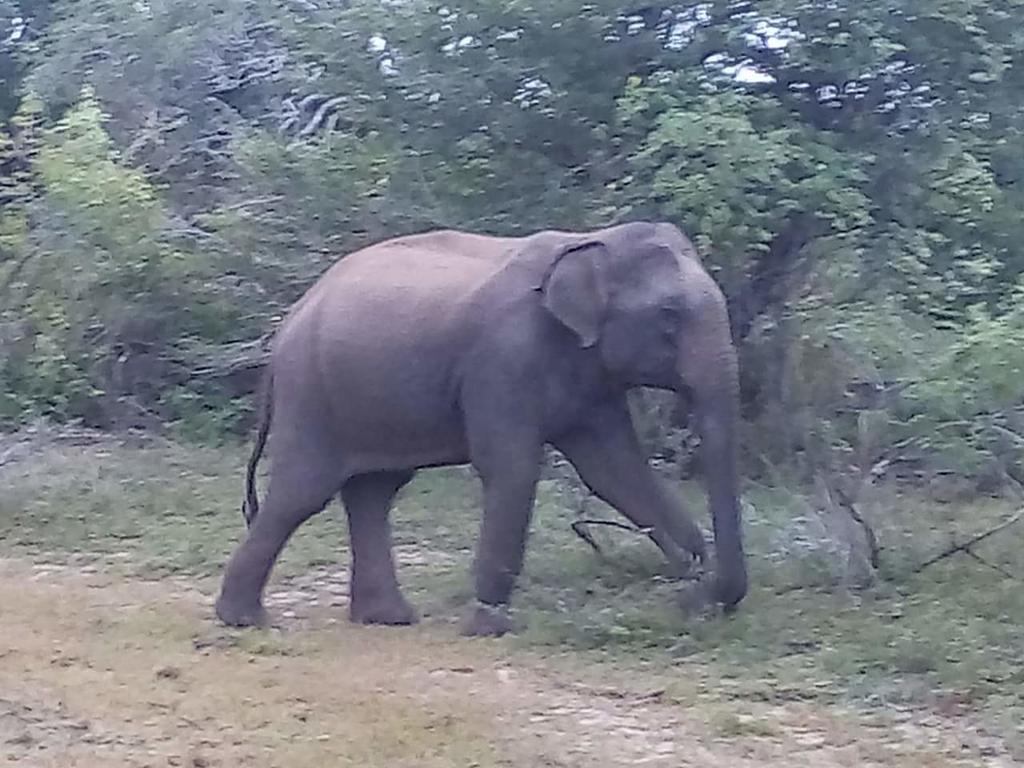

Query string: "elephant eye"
[[655, 306, 681, 337], [658, 305, 681, 325]]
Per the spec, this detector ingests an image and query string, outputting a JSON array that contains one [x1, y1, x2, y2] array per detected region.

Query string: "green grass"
[[2, 434, 1023, 743]]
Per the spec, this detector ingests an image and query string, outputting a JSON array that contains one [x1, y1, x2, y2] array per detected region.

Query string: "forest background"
[[2, 0, 1023, 499]]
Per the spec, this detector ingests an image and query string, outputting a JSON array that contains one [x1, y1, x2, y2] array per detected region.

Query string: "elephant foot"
[[648, 528, 705, 581], [664, 550, 703, 581], [215, 594, 270, 628], [656, 542, 704, 582], [676, 579, 722, 619], [460, 602, 514, 638], [349, 593, 419, 626]]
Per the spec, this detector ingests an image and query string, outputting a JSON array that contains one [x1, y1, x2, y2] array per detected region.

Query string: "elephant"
[[215, 220, 747, 637]]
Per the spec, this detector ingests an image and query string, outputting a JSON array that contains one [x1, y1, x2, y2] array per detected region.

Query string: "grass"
[[1, 433, 1023, 755], [0, 563, 508, 767]]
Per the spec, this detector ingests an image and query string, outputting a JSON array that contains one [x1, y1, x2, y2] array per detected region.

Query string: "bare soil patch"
[[0, 556, 1013, 767]]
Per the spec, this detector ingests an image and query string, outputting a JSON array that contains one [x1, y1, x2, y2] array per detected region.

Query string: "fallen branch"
[[182, 335, 274, 382], [839, 499, 880, 573], [772, 579, 843, 597], [1002, 467, 1024, 501], [570, 518, 654, 558], [0, 250, 36, 300], [963, 550, 1016, 580], [912, 509, 1024, 574], [833, 483, 882, 570], [817, 473, 882, 570]]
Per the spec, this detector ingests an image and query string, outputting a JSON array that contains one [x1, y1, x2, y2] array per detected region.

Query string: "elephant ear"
[[539, 241, 609, 348]]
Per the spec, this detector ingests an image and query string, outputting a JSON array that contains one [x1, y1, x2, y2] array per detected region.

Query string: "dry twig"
[[912, 509, 1024, 574], [569, 518, 655, 559]]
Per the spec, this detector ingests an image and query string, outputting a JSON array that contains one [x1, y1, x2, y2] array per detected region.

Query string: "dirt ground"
[[0, 555, 1014, 768]]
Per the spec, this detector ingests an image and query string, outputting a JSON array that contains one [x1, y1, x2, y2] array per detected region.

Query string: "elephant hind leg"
[[342, 470, 418, 626], [216, 455, 343, 627]]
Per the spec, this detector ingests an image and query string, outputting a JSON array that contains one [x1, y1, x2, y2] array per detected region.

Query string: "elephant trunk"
[[677, 294, 748, 610]]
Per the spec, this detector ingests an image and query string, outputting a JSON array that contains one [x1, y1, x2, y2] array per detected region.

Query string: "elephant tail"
[[242, 366, 274, 528]]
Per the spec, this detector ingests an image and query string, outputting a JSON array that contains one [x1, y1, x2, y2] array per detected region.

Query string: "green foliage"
[[903, 292, 1024, 478], [162, 389, 251, 445], [199, 128, 406, 309], [38, 89, 167, 284], [1, 88, 236, 426], [0, 93, 41, 254], [614, 79, 871, 296], [0, 0, 1021, 493], [602, 1, 1022, 489]]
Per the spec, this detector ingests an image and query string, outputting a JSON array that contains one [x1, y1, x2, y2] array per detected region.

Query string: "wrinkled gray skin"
[[215, 221, 747, 636]]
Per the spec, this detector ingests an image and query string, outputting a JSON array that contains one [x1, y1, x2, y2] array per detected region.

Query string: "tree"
[[0, 0, 1020, 491]]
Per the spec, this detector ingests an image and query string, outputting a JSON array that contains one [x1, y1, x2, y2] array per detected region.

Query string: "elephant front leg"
[[463, 437, 543, 637], [553, 398, 707, 577]]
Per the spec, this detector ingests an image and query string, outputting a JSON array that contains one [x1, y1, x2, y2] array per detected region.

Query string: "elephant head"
[[531, 222, 748, 609]]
